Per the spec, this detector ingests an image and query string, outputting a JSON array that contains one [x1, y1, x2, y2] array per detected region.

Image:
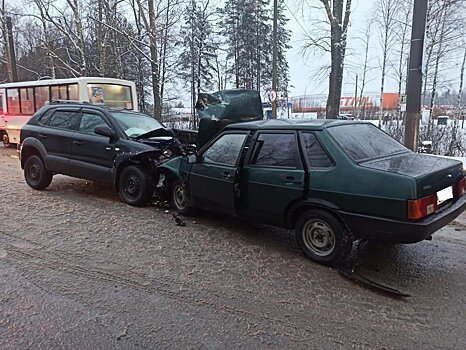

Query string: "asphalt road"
[[0, 146, 465, 349]]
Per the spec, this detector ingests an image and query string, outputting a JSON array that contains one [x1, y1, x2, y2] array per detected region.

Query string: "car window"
[[37, 109, 55, 125], [79, 113, 111, 134], [300, 132, 333, 168], [250, 133, 298, 168], [328, 124, 408, 161], [203, 133, 247, 166], [48, 110, 79, 130]]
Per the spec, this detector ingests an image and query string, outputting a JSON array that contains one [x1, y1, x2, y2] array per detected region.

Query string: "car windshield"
[[327, 123, 409, 162], [110, 111, 164, 137]]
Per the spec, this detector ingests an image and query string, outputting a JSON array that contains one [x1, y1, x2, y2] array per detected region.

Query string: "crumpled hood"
[[197, 89, 263, 122], [135, 128, 175, 140]]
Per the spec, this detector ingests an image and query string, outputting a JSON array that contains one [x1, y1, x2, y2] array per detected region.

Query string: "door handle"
[[221, 171, 231, 179], [39, 134, 48, 139], [73, 140, 83, 145], [280, 175, 302, 184]]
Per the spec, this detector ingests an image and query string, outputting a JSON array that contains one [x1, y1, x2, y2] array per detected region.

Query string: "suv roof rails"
[[50, 100, 92, 105]]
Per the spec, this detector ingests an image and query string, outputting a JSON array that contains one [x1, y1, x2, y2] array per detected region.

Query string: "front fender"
[[113, 150, 162, 190]]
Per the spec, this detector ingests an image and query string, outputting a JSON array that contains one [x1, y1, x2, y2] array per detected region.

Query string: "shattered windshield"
[[327, 123, 409, 162], [110, 111, 164, 138]]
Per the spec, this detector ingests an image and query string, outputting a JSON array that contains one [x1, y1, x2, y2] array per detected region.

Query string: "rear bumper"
[[338, 195, 466, 243]]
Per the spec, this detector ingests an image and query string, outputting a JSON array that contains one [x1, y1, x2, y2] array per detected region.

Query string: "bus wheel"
[[2, 133, 11, 148]]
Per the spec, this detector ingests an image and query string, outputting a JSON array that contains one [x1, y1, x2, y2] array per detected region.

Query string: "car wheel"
[[2, 133, 11, 148], [118, 166, 153, 206], [170, 180, 193, 215], [295, 209, 353, 266], [24, 155, 53, 190]]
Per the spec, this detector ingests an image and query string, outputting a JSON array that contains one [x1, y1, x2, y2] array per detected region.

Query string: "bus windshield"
[[88, 84, 133, 110]]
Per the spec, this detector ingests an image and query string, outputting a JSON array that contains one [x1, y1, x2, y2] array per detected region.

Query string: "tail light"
[[408, 194, 438, 220], [453, 177, 466, 198]]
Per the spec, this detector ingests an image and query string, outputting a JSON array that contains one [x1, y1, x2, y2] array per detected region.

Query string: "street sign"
[[400, 94, 407, 112], [269, 90, 277, 102]]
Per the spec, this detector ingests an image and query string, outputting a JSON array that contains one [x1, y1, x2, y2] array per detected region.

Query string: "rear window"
[[327, 123, 408, 161]]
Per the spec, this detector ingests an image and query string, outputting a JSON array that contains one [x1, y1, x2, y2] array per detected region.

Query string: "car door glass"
[[251, 133, 298, 168], [203, 134, 247, 166], [48, 110, 79, 130], [38, 109, 55, 125], [300, 132, 333, 167], [79, 113, 111, 134]]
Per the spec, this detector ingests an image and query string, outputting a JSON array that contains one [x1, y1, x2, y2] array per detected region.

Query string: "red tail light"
[[453, 177, 466, 198], [408, 194, 438, 220]]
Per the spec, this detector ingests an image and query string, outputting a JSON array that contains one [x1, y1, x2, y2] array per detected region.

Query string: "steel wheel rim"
[[173, 184, 186, 209], [29, 162, 41, 181], [302, 219, 336, 257], [124, 174, 140, 197]]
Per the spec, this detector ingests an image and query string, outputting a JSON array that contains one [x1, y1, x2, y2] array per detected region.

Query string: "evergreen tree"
[[178, 0, 218, 106]]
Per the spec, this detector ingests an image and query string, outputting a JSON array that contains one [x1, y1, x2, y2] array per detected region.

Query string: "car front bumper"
[[338, 195, 466, 243]]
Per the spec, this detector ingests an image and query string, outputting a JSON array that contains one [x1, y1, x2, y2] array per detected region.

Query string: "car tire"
[[170, 180, 193, 215], [24, 155, 53, 190], [2, 133, 12, 148], [118, 166, 153, 206], [295, 209, 353, 267]]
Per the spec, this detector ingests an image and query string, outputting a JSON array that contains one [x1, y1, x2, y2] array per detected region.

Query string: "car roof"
[[224, 119, 372, 131]]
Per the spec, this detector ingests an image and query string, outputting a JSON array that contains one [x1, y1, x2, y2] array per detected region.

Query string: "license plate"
[[437, 186, 453, 205]]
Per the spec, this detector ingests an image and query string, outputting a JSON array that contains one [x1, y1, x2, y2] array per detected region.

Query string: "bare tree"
[[320, 0, 352, 119], [375, 0, 401, 127]]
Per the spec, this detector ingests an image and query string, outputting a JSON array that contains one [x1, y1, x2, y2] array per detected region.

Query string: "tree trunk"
[[148, 0, 161, 120]]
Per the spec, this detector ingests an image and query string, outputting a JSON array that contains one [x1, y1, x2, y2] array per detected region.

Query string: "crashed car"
[[158, 119, 466, 266], [19, 101, 195, 206]]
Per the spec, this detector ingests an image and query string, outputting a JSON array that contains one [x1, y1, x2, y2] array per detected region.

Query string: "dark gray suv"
[[19, 101, 191, 206]]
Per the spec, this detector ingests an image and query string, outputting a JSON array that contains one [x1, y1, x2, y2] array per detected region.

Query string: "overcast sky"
[[285, 0, 402, 97]]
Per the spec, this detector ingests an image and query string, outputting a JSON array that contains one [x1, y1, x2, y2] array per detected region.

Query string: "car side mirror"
[[187, 154, 198, 164], [94, 126, 117, 139]]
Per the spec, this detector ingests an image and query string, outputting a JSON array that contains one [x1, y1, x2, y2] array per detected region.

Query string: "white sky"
[[285, 0, 401, 97]]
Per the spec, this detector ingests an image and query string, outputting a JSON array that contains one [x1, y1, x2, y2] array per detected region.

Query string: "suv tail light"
[[453, 176, 466, 198], [408, 194, 438, 220]]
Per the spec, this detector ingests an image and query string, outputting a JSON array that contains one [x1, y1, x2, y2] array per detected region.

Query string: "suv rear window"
[[327, 123, 408, 162]]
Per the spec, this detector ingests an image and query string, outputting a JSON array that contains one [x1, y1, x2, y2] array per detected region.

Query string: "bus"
[[0, 77, 138, 147]]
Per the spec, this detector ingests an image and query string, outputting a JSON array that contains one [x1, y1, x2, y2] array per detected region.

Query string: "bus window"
[[7, 88, 20, 114], [35, 86, 50, 110], [69, 84, 78, 100], [20, 87, 34, 115], [0, 94, 3, 114], [59, 85, 67, 99], [87, 84, 133, 109], [51, 85, 60, 101]]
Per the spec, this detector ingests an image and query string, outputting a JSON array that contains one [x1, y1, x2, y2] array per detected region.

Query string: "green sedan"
[[158, 119, 466, 266]]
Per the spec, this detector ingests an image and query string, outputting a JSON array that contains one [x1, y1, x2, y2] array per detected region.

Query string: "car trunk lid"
[[361, 153, 464, 198]]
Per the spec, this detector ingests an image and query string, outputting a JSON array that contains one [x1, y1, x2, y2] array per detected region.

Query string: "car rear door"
[[70, 109, 117, 182], [241, 131, 305, 225], [186, 131, 249, 215], [39, 108, 80, 175]]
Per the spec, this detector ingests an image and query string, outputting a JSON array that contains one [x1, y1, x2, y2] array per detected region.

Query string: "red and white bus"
[[0, 77, 138, 147]]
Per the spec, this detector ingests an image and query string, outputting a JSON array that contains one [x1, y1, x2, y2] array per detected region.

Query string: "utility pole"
[[6, 16, 18, 82], [271, 0, 278, 119], [403, 0, 428, 151]]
